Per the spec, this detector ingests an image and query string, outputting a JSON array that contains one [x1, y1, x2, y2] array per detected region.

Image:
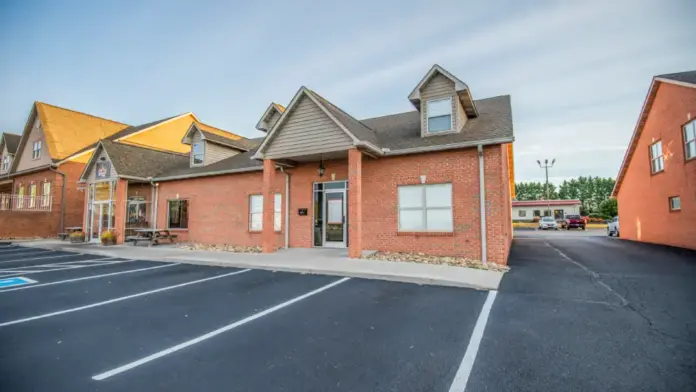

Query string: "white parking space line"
[[92, 277, 350, 381], [0, 251, 63, 264], [448, 290, 498, 392], [0, 263, 179, 293], [0, 259, 132, 278], [0, 258, 115, 272], [0, 269, 251, 328]]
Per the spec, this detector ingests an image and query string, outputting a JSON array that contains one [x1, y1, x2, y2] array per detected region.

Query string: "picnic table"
[[126, 228, 178, 246], [59, 226, 83, 241]]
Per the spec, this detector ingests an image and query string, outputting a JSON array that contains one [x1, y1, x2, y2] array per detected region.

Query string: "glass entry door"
[[90, 202, 111, 242], [323, 190, 346, 248]]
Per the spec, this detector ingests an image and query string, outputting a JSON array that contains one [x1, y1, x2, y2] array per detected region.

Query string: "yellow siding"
[[119, 114, 243, 153], [36, 102, 129, 159]]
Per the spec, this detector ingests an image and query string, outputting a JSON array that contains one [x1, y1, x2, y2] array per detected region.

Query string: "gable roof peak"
[[407, 64, 479, 117], [256, 101, 287, 132]]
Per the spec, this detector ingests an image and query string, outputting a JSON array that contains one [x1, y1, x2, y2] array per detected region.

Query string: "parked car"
[[565, 214, 586, 230], [538, 216, 559, 230], [607, 216, 620, 237]]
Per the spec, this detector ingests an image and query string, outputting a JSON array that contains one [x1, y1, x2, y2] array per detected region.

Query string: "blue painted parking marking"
[[0, 277, 37, 288]]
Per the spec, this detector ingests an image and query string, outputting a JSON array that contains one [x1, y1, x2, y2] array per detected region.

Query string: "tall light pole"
[[537, 158, 555, 218]]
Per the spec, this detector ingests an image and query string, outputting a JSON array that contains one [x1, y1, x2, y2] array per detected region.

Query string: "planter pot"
[[70, 236, 85, 243], [101, 238, 116, 246]]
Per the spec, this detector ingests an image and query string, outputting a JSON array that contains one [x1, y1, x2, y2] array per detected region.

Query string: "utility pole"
[[537, 159, 555, 218]]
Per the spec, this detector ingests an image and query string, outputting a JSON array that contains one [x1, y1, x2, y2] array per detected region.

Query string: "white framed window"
[[1, 155, 8, 171], [192, 142, 204, 165], [518, 210, 527, 217], [167, 200, 188, 229], [274, 193, 282, 231], [426, 98, 453, 133], [16, 186, 24, 209], [649, 141, 664, 173], [28, 184, 37, 208], [250, 194, 282, 231], [684, 119, 696, 160], [32, 140, 42, 159], [249, 195, 263, 231], [398, 183, 453, 231], [669, 196, 681, 211], [42, 182, 51, 207]]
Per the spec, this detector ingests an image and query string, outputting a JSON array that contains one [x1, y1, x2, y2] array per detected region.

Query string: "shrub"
[[532, 216, 540, 222], [69, 231, 85, 238], [100, 230, 116, 240]]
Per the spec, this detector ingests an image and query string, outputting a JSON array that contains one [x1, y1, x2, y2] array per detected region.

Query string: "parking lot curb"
[[17, 242, 503, 290]]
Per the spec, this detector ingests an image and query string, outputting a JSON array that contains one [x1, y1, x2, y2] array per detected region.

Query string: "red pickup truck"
[[565, 214, 586, 230]]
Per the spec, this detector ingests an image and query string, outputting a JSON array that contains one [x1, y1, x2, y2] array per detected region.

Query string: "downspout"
[[477, 145, 487, 264], [49, 166, 66, 235], [280, 167, 290, 249]]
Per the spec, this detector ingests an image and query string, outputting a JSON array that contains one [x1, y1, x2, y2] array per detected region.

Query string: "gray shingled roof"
[[200, 130, 261, 151], [96, 140, 189, 179], [657, 70, 696, 85], [307, 90, 381, 147], [363, 95, 513, 151], [156, 148, 263, 180], [2, 133, 21, 154]]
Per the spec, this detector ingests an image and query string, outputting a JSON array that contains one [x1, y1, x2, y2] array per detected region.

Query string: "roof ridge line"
[[35, 101, 130, 127], [103, 139, 189, 157], [306, 89, 375, 131]]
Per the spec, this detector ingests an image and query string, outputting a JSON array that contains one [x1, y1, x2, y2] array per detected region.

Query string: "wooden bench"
[[127, 233, 178, 246], [125, 235, 153, 246]]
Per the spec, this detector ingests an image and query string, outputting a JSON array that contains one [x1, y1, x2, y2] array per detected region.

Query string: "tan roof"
[[35, 102, 129, 159], [193, 119, 243, 141]]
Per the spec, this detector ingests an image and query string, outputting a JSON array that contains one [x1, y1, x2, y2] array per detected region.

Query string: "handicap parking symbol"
[[0, 277, 37, 288]]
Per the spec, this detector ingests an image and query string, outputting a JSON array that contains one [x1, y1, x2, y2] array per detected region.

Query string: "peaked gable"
[[408, 64, 478, 117], [255, 88, 358, 160], [256, 102, 286, 132]]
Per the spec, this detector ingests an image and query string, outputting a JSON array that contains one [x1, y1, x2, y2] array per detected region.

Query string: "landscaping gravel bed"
[[177, 243, 262, 253], [363, 251, 509, 272]]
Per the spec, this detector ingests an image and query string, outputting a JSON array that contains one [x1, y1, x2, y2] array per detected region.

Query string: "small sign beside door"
[[298, 208, 308, 216]]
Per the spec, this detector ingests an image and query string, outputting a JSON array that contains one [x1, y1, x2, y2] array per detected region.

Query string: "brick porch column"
[[348, 148, 362, 258], [262, 159, 276, 253], [113, 179, 128, 245]]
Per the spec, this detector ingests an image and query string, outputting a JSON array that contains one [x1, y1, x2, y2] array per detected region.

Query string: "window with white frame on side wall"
[[649, 141, 664, 173], [684, 119, 696, 160], [32, 140, 42, 159], [397, 183, 453, 232]]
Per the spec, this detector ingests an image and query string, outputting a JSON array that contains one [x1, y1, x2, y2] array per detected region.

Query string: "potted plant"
[[100, 230, 117, 246], [69, 231, 85, 243]]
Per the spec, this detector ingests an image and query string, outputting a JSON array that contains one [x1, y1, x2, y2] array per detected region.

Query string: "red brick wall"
[[155, 171, 286, 248], [617, 82, 696, 250], [60, 162, 88, 229], [0, 169, 59, 238], [152, 146, 513, 264]]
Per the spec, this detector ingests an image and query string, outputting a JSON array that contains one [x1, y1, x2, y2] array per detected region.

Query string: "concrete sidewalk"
[[14, 240, 503, 290]]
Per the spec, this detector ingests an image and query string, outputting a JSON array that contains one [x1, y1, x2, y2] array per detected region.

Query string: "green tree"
[[598, 198, 618, 218]]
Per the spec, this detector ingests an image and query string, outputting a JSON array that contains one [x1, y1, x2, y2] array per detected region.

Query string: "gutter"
[[48, 166, 66, 235], [477, 145, 487, 264], [382, 136, 514, 157]]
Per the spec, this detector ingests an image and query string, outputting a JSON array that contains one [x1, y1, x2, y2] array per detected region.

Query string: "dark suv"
[[565, 214, 586, 230]]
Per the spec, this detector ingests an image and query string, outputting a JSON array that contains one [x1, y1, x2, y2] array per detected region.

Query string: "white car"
[[607, 216, 620, 237], [538, 216, 559, 230]]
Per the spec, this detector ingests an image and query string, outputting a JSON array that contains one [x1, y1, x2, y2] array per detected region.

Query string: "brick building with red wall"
[[612, 71, 696, 250], [79, 65, 515, 264]]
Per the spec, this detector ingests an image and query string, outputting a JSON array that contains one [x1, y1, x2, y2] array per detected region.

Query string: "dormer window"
[[426, 98, 453, 133], [192, 141, 204, 165], [1, 156, 9, 171]]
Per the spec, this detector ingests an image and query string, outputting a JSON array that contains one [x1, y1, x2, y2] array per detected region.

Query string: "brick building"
[[79, 65, 516, 264], [612, 71, 696, 250], [0, 102, 244, 239]]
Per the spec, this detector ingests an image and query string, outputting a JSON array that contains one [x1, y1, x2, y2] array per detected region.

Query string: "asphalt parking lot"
[[1, 234, 694, 392]]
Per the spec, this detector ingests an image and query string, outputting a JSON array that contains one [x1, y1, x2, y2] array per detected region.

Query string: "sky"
[[0, 0, 694, 184]]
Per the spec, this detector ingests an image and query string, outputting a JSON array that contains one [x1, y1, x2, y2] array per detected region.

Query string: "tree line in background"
[[515, 176, 618, 218]]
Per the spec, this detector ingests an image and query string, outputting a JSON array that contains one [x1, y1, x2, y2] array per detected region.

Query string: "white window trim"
[[249, 194, 282, 231], [41, 181, 51, 207], [397, 183, 453, 232], [426, 97, 454, 134], [28, 184, 37, 208], [684, 119, 696, 161], [0, 155, 8, 171], [649, 141, 664, 174], [32, 140, 42, 160], [191, 141, 205, 166]]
